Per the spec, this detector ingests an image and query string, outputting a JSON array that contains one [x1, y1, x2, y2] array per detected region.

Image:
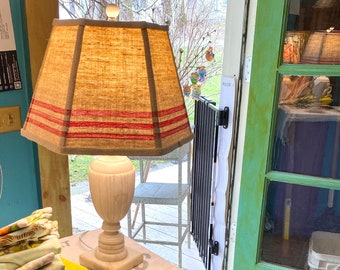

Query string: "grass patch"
[[68, 155, 93, 183], [68, 155, 151, 183]]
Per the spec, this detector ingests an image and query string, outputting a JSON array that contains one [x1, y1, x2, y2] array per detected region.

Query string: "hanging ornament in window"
[[183, 84, 191, 97], [191, 84, 202, 99], [205, 46, 215, 61], [197, 66, 207, 83], [190, 72, 199, 85]]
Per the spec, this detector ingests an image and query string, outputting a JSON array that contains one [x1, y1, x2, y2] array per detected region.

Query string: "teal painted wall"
[[0, 0, 41, 225]]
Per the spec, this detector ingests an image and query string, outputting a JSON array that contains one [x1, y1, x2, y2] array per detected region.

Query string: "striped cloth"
[[0, 208, 64, 269]]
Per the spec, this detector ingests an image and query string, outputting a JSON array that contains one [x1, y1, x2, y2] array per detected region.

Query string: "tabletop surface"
[[60, 229, 180, 270]]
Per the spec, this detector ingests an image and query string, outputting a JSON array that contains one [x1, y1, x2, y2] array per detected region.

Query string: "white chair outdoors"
[[127, 142, 191, 267]]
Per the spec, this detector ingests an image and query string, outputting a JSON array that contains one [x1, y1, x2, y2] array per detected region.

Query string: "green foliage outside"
[[68, 155, 142, 183], [68, 155, 93, 183]]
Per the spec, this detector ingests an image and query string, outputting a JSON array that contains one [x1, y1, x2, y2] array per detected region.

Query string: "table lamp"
[[20, 7, 193, 270]]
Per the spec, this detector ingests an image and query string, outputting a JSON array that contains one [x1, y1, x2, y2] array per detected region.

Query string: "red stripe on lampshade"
[[159, 122, 190, 138], [27, 99, 190, 141], [30, 108, 67, 126], [26, 116, 154, 140], [32, 98, 186, 119], [28, 109, 188, 131], [26, 117, 67, 137], [153, 104, 185, 117], [158, 114, 188, 128], [72, 104, 186, 118], [71, 109, 152, 118], [66, 123, 189, 140], [32, 99, 70, 115], [66, 132, 156, 140], [29, 108, 153, 130], [69, 121, 154, 129], [25, 117, 190, 141], [69, 113, 188, 129]]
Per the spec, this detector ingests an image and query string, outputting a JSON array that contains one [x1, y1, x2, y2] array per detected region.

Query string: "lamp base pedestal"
[[79, 247, 143, 270]]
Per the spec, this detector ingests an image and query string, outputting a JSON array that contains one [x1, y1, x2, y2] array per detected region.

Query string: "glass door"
[[263, 0, 340, 269], [234, 0, 340, 269]]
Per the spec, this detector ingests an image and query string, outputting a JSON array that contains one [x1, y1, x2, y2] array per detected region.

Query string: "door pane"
[[273, 75, 340, 178], [262, 181, 340, 269], [282, 0, 340, 64]]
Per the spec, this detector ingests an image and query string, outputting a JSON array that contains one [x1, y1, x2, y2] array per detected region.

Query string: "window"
[[261, 1, 340, 269]]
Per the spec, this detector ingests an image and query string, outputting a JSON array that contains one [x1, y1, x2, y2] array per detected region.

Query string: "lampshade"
[[21, 19, 193, 156], [301, 30, 340, 64], [313, 0, 340, 8]]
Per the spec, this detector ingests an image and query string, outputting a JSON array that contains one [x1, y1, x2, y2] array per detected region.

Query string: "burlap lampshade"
[[21, 19, 193, 156], [313, 0, 340, 8], [301, 30, 340, 64]]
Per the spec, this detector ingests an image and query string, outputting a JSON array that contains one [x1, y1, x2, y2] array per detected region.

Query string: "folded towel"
[[0, 237, 63, 270], [17, 252, 55, 270], [40, 254, 65, 270], [0, 219, 59, 255], [0, 207, 53, 236], [0, 207, 64, 269]]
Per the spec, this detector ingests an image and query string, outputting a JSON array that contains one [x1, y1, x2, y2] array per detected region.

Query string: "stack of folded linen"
[[0, 207, 64, 270]]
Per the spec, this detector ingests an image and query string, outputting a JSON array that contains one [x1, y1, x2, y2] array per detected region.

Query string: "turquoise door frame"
[[0, 0, 41, 225]]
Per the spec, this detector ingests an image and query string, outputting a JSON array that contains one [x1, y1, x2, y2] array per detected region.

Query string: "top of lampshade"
[[21, 19, 193, 156]]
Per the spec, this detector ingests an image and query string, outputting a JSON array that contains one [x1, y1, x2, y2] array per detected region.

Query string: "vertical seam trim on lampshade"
[[318, 32, 326, 64], [142, 27, 161, 149], [166, 27, 190, 119], [61, 23, 85, 148]]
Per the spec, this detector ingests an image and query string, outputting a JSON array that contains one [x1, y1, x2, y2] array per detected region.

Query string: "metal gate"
[[191, 96, 228, 269]]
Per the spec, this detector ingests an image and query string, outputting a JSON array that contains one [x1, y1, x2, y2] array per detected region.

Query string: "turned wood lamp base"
[[80, 246, 143, 270], [79, 156, 143, 270]]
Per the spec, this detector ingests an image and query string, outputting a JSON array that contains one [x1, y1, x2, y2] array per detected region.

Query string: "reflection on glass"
[[282, 0, 340, 64], [262, 182, 340, 269], [278, 75, 332, 108], [273, 76, 340, 178]]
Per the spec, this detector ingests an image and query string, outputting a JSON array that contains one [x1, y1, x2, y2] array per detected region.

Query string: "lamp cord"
[[78, 230, 94, 250]]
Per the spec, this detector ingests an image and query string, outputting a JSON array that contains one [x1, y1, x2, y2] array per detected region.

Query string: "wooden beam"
[[24, 0, 72, 237]]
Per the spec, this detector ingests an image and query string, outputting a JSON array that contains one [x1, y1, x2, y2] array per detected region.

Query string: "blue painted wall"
[[0, 0, 41, 225]]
